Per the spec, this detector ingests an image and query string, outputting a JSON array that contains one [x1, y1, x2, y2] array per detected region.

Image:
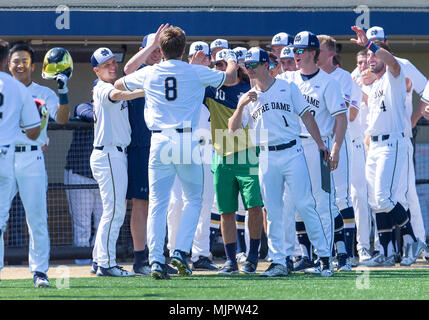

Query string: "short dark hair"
[[8, 42, 35, 64], [356, 49, 368, 57], [0, 39, 9, 62], [159, 26, 186, 60]]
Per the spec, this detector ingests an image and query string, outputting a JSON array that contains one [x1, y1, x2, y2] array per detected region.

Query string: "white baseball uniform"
[[394, 57, 427, 242], [329, 67, 354, 213], [167, 104, 216, 262], [90, 79, 131, 269], [279, 69, 347, 253], [11, 81, 62, 275], [0, 72, 41, 273], [349, 80, 378, 254], [123, 59, 225, 265], [365, 66, 407, 214], [241, 78, 331, 266]]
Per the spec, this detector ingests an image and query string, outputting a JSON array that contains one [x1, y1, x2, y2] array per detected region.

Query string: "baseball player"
[[64, 100, 102, 265], [317, 35, 357, 268], [279, 46, 297, 73], [8, 43, 71, 287], [166, 41, 219, 271], [268, 32, 294, 58], [89, 47, 145, 277], [350, 26, 427, 266], [115, 25, 238, 279], [120, 28, 168, 276], [0, 39, 41, 284], [367, 27, 428, 261], [229, 47, 332, 277], [203, 48, 264, 275], [210, 39, 230, 63], [350, 49, 379, 264], [278, 31, 348, 273]]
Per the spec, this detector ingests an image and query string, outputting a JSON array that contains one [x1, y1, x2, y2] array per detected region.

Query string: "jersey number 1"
[[165, 77, 177, 101], [282, 115, 289, 127]]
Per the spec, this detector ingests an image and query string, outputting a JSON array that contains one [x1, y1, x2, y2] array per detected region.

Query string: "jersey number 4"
[[165, 77, 177, 101], [380, 100, 387, 112]]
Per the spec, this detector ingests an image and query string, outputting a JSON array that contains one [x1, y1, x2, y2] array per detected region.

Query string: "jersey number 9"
[[165, 77, 177, 101]]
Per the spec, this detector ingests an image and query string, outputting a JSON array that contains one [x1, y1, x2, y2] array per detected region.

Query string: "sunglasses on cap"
[[244, 62, 260, 70], [293, 48, 306, 55]]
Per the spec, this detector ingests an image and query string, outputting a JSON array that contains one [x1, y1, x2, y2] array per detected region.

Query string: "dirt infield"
[[1, 258, 428, 280]]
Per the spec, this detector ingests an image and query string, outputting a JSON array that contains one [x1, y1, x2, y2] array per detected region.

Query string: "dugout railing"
[[3, 120, 429, 264]]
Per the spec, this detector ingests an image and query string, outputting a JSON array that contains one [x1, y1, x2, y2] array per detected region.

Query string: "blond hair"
[[317, 35, 336, 53]]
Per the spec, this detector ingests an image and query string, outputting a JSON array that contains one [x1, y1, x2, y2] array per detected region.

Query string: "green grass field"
[[1, 269, 428, 300]]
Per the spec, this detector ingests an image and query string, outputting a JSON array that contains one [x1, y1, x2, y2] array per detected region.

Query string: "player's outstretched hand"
[[190, 50, 207, 65], [153, 23, 170, 46], [55, 73, 69, 94], [350, 26, 369, 47], [222, 49, 237, 63]]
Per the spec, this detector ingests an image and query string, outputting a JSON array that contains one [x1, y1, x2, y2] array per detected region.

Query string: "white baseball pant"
[[291, 137, 339, 253], [366, 133, 407, 214], [395, 137, 426, 241], [0, 145, 15, 273], [332, 133, 353, 211], [11, 147, 50, 274], [90, 146, 128, 268], [350, 135, 372, 252], [64, 169, 103, 247], [167, 155, 215, 262], [147, 132, 203, 265], [264, 141, 331, 266]]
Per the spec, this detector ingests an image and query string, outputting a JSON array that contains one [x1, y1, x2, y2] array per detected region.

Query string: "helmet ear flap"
[[42, 47, 73, 80]]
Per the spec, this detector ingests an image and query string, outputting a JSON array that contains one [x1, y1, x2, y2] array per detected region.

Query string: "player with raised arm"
[[8, 43, 71, 287], [115, 25, 238, 279], [229, 47, 332, 277], [350, 26, 427, 267]]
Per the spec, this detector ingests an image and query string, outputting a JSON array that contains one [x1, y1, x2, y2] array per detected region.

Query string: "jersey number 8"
[[165, 77, 177, 101]]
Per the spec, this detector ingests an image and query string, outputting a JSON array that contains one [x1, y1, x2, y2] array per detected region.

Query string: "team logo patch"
[[215, 40, 223, 47], [274, 35, 282, 43], [283, 47, 291, 55], [195, 45, 203, 51], [295, 35, 302, 43], [236, 51, 243, 58], [371, 29, 378, 35], [101, 49, 110, 56], [245, 52, 253, 59]]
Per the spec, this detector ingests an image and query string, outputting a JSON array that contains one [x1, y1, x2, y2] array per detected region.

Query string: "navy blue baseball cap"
[[244, 47, 270, 63], [292, 31, 320, 49], [91, 47, 115, 67]]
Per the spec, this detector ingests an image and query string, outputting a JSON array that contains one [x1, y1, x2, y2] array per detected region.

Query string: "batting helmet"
[[42, 47, 73, 80]]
